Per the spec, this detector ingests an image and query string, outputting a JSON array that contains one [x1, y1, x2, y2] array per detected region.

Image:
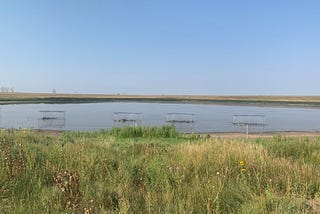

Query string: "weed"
[[53, 169, 82, 210], [1, 129, 320, 213], [0, 138, 26, 179]]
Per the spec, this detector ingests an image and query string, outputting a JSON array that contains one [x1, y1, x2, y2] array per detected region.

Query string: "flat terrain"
[[1, 92, 320, 107]]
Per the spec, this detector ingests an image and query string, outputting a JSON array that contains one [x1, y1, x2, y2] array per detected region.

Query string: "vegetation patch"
[[0, 127, 320, 213]]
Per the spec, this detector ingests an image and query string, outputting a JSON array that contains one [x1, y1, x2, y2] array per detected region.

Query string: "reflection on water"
[[0, 102, 320, 133], [167, 122, 195, 133], [38, 118, 65, 129]]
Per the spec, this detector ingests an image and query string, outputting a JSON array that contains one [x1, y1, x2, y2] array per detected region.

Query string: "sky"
[[0, 0, 319, 95]]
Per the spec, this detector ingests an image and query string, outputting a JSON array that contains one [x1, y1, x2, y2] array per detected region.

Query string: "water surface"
[[1, 102, 320, 133]]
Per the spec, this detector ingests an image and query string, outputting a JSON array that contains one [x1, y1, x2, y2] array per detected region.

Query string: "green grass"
[[1, 127, 320, 213]]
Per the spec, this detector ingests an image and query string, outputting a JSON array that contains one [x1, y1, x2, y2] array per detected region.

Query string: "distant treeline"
[[0, 86, 14, 93]]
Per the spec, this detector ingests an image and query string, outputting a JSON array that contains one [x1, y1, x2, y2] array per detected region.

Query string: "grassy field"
[[1, 92, 320, 107], [1, 126, 320, 213]]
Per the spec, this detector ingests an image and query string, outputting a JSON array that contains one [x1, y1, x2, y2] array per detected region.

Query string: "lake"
[[1, 102, 320, 133]]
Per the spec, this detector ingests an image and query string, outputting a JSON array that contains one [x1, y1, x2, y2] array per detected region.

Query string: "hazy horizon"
[[1, 1, 320, 96]]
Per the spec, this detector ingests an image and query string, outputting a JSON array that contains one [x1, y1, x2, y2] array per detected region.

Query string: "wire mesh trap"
[[38, 111, 66, 129], [232, 114, 266, 136], [113, 112, 142, 127], [166, 113, 195, 133]]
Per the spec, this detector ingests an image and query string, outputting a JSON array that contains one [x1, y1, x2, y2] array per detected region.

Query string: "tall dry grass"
[[0, 128, 320, 213]]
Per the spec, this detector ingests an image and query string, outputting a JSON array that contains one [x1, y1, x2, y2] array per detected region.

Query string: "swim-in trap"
[[113, 112, 142, 127], [166, 113, 195, 133], [38, 110, 66, 129], [232, 114, 266, 136]]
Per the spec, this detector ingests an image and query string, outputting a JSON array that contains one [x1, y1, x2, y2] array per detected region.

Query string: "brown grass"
[[1, 92, 320, 105]]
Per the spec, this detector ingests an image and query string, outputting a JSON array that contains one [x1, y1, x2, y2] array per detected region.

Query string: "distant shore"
[[1, 92, 320, 108]]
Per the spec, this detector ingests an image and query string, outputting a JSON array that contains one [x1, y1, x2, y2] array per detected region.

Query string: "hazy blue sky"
[[0, 0, 319, 95]]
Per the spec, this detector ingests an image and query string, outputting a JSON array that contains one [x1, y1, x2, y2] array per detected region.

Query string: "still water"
[[1, 102, 320, 133]]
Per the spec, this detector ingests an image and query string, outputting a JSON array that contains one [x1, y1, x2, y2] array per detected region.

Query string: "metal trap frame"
[[113, 112, 142, 127], [38, 110, 66, 129], [232, 114, 266, 137], [166, 113, 195, 133]]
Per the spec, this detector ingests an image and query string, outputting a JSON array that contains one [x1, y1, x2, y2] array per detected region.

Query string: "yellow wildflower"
[[239, 160, 245, 166]]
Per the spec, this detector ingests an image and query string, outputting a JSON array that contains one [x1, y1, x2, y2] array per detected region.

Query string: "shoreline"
[[1, 92, 320, 108], [208, 131, 320, 139], [7, 128, 320, 139]]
